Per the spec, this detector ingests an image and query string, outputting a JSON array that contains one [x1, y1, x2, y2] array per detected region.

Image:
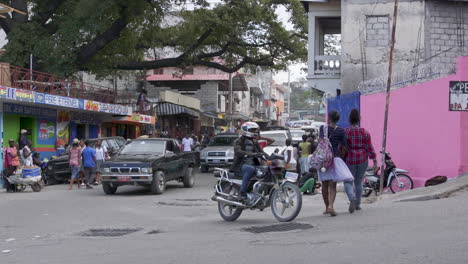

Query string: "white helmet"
[[240, 122, 260, 138]]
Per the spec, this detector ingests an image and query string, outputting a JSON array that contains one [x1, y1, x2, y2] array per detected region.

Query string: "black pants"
[[3, 165, 17, 192]]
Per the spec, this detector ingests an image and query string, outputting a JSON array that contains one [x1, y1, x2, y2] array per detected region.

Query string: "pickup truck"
[[100, 138, 197, 195]]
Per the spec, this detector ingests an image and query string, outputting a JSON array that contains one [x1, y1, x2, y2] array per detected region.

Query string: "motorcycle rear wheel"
[[271, 182, 302, 222], [362, 178, 373, 197], [218, 183, 243, 222], [390, 174, 414, 193]]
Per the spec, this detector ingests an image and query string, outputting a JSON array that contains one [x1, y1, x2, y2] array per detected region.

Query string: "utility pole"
[[380, 0, 399, 194], [287, 70, 291, 125], [228, 72, 233, 131]]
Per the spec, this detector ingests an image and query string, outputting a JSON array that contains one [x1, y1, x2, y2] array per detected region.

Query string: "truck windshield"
[[120, 140, 165, 155], [208, 136, 237, 146]]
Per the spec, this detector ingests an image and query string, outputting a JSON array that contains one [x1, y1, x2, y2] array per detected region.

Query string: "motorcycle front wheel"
[[362, 178, 373, 198], [271, 182, 302, 222], [217, 182, 243, 222], [389, 174, 414, 193]]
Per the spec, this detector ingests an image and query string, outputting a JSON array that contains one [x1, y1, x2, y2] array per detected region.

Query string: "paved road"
[[1, 171, 468, 264]]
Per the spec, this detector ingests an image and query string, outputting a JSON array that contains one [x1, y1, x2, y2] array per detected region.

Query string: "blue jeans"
[[343, 180, 355, 202], [240, 164, 256, 193], [347, 161, 368, 207]]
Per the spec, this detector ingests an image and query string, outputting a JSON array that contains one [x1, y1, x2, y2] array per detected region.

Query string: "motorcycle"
[[211, 153, 302, 222], [362, 152, 414, 197]]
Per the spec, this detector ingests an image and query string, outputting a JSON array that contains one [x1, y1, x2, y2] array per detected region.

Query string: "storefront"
[[56, 110, 102, 146], [155, 102, 200, 139], [3, 103, 58, 159], [102, 113, 156, 139]]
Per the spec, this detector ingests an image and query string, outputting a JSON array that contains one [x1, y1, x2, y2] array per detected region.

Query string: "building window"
[[153, 68, 164, 75], [366, 15, 389, 47]]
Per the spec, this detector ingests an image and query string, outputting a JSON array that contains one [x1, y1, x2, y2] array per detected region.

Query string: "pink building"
[[360, 57, 468, 188]]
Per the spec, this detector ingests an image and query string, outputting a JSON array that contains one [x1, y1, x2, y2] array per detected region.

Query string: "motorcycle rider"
[[231, 122, 273, 201]]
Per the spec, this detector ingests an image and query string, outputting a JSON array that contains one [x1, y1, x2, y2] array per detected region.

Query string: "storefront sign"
[[34, 92, 45, 104], [13, 89, 34, 102], [0, 87, 7, 98], [450, 81, 468, 111], [3, 103, 57, 118], [56, 111, 70, 146], [83, 100, 131, 115], [70, 111, 100, 125], [133, 114, 154, 124], [44, 94, 81, 109]]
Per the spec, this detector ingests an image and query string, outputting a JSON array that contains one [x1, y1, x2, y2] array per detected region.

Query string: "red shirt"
[[344, 126, 376, 165]]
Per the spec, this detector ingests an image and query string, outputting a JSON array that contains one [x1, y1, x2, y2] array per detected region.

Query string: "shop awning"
[[155, 102, 200, 118]]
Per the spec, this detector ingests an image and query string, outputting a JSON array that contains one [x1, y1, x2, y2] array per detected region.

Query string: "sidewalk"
[[386, 173, 468, 202]]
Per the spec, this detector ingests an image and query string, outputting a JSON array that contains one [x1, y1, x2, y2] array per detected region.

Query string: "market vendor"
[[4, 139, 20, 192]]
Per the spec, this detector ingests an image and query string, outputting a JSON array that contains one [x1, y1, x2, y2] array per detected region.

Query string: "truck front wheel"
[[103, 183, 117, 195], [150, 171, 166, 194]]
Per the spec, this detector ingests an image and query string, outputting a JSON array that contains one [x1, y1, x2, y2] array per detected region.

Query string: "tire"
[[389, 174, 414, 193], [362, 179, 373, 198], [31, 183, 42, 192], [150, 171, 166, 195], [270, 182, 302, 222], [183, 167, 195, 188], [201, 165, 209, 173], [102, 183, 117, 195], [46, 175, 58, 185], [218, 182, 243, 222]]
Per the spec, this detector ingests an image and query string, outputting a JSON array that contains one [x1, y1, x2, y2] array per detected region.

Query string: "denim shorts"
[[71, 165, 80, 179], [96, 160, 104, 170]]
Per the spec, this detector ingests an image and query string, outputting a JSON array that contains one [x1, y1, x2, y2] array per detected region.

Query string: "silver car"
[[200, 133, 238, 173]]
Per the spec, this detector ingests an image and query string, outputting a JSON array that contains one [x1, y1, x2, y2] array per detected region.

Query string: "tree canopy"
[[0, 0, 307, 77], [288, 79, 322, 111]]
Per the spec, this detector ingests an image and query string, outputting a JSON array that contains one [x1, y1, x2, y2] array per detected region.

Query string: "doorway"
[[19, 117, 34, 142], [76, 124, 86, 140]]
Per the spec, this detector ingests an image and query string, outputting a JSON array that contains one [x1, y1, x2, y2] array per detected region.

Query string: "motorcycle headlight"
[[103, 167, 110, 173], [141, 167, 152, 173]]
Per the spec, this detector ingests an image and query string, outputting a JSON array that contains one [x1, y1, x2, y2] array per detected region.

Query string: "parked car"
[[260, 130, 292, 156], [45, 137, 126, 185], [100, 138, 197, 195], [199, 133, 238, 173], [290, 129, 306, 146]]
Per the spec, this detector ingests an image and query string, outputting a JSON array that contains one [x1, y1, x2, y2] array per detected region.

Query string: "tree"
[[289, 79, 322, 111], [0, 0, 307, 77]]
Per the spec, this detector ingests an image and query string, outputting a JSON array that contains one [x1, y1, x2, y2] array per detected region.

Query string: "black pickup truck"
[[100, 138, 197, 195]]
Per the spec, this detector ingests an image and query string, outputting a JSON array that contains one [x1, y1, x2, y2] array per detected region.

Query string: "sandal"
[[329, 209, 337, 217], [323, 209, 330, 215]]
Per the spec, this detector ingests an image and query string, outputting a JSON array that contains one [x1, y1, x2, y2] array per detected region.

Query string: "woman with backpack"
[[316, 110, 355, 217]]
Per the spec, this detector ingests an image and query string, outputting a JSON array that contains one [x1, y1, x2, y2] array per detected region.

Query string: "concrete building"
[[302, 0, 468, 95]]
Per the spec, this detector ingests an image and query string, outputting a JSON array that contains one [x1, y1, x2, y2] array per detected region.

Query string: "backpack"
[[308, 126, 334, 172]]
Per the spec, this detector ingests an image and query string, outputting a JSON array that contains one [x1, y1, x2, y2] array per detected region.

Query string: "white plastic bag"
[[331, 157, 354, 182]]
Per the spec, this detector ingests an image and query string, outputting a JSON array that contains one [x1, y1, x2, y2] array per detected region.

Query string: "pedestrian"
[[94, 139, 108, 185], [20, 140, 33, 167], [81, 140, 97, 189], [284, 139, 297, 172], [318, 110, 355, 217], [181, 134, 194, 152], [298, 134, 312, 176], [4, 140, 20, 192], [19, 129, 28, 150], [68, 141, 82, 190], [345, 109, 378, 211], [192, 136, 201, 152]]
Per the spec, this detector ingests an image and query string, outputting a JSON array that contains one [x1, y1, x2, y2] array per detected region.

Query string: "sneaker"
[[356, 206, 362, 211], [80, 183, 85, 186], [86, 185, 94, 189], [92, 182, 99, 186], [239, 192, 248, 202], [349, 200, 356, 214]]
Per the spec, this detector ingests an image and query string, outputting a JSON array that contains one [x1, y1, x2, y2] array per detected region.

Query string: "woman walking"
[[68, 141, 82, 190], [318, 111, 355, 216], [345, 109, 378, 211]]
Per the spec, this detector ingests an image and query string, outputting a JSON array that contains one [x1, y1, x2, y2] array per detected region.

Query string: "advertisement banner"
[[0, 87, 8, 98], [13, 89, 34, 102], [56, 111, 70, 146], [37, 118, 56, 145], [4, 103, 57, 118], [44, 94, 81, 109], [449, 81, 468, 111]]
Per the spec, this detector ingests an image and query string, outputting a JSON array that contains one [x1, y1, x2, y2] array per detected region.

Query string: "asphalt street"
[[1, 171, 468, 264]]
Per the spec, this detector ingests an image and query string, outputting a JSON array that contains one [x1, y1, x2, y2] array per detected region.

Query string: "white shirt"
[[95, 145, 108, 161], [182, 137, 194, 152], [284, 146, 297, 165], [21, 146, 33, 167]]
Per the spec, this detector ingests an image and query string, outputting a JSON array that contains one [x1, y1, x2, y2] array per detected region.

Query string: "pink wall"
[[361, 57, 468, 188]]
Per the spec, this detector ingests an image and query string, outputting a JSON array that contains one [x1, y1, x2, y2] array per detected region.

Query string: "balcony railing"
[[314, 55, 341, 76], [0, 63, 133, 104]]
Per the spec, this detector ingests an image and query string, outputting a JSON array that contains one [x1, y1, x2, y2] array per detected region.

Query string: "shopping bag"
[[331, 157, 354, 182]]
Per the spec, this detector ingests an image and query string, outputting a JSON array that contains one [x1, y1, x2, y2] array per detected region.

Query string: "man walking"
[[81, 140, 97, 189], [181, 134, 194, 152]]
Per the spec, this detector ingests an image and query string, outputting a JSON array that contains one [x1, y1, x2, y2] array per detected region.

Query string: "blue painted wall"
[[327, 92, 361, 128]]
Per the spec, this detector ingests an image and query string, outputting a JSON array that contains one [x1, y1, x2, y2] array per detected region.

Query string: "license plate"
[[212, 160, 221, 163], [118, 176, 131, 182]]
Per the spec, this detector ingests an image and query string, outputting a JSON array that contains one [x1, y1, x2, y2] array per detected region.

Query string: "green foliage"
[[289, 80, 322, 110], [0, 0, 307, 77]]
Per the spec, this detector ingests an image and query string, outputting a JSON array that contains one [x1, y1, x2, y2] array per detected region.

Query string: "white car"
[[260, 130, 292, 156], [290, 129, 306, 145]]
